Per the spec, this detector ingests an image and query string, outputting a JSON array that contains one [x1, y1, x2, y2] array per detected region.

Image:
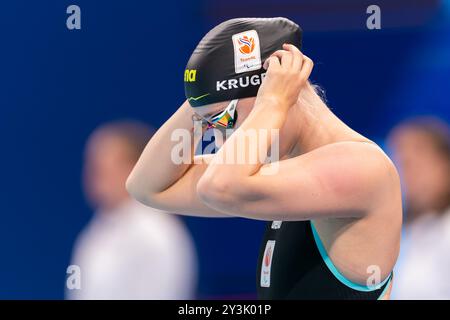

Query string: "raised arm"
[[196, 44, 399, 221], [198, 139, 398, 221]]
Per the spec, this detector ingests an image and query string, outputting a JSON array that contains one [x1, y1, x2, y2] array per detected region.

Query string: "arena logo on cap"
[[232, 30, 262, 74], [184, 69, 197, 82]]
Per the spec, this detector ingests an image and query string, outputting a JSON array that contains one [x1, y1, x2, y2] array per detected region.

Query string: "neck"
[[291, 83, 368, 154]]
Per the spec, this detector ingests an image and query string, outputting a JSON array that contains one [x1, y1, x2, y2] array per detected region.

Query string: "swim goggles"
[[192, 99, 238, 130]]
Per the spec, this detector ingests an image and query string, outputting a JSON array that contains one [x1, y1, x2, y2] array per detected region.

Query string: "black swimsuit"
[[256, 220, 392, 299]]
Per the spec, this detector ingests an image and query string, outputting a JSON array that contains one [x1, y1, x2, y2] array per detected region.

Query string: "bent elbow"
[[197, 176, 222, 206], [125, 172, 150, 205], [197, 175, 238, 212], [125, 174, 136, 197]]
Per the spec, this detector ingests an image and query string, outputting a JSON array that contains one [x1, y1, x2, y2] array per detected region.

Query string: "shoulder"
[[315, 140, 393, 164], [317, 140, 399, 184], [306, 141, 401, 210]]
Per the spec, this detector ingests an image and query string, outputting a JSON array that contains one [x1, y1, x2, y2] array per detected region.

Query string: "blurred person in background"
[[388, 117, 450, 299], [67, 120, 197, 300]]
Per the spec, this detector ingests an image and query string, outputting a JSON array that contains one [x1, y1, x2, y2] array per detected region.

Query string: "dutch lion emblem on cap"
[[238, 35, 255, 54]]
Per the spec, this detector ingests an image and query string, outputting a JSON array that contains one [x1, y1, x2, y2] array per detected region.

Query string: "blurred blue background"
[[0, 0, 449, 299]]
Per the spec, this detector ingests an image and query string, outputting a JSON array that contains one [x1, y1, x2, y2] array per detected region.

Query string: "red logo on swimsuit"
[[238, 36, 255, 54], [264, 246, 272, 267]]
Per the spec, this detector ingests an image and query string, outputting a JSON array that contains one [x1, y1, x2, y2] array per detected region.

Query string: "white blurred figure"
[[67, 120, 197, 300], [388, 117, 450, 299]]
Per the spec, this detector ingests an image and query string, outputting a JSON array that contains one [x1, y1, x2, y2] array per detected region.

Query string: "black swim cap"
[[184, 17, 302, 108]]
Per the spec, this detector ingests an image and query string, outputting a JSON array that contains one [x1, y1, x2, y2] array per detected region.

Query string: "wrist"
[[254, 95, 290, 114], [247, 98, 288, 128]]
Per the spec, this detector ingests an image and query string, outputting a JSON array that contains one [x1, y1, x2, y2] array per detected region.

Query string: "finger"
[[270, 50, 292, 68], [263, 55, 281, 71], [298, 55, 314, 82], [283, 43, 301, 55], [283, 43, 303, 71]]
